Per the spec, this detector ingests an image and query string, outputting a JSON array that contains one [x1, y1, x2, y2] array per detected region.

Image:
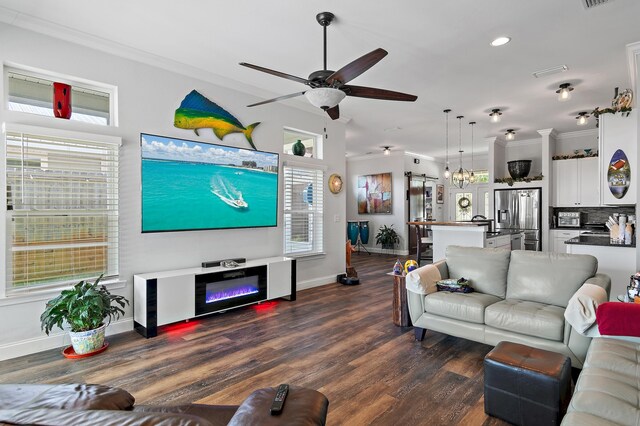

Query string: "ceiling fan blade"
[[325, 105, 340, 120], [342, 85, 417, 102], [325, 48, 388, 85], [247, 91, 306, 107], [239, 62, 309, 85]]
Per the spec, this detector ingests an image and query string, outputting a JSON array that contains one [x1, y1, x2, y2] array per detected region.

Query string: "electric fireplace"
[[195, 265, 267, 315]]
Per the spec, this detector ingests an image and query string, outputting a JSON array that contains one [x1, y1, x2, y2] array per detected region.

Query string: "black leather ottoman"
[[484, 341, 572, 426]]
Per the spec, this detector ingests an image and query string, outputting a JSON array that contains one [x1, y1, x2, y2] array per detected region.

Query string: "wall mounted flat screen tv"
[[141, 133, 278, 233]]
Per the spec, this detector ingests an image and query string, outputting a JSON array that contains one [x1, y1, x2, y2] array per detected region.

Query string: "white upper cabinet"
[[599, 110, 637, 205], [552, 157, 599, 207]]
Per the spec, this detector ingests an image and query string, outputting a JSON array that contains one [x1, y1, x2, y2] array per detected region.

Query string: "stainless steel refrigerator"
[[494, 188, 542, 251]]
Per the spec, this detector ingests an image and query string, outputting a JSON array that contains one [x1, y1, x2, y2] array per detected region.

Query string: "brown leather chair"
[[0, 383, 329, 426]]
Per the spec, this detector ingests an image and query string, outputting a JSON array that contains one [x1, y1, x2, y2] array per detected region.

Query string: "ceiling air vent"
[[583, 0, 612, 9]]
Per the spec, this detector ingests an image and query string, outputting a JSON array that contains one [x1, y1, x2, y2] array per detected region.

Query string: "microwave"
[[557, 212, 581, 228]]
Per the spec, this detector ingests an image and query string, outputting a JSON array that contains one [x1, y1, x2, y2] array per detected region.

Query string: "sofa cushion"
[[485, 300, 565, 341], [0, 384, 134, 411], [506, 251, 597, 308], [565, 338, 640, 426], [424, 292, 502, 324], [445, 246, 511, 298]]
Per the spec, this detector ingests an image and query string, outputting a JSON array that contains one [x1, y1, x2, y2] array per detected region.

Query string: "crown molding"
[[0, 7, 352, 124], [555, 128, 598, 140], [537, 128, 558, 138]]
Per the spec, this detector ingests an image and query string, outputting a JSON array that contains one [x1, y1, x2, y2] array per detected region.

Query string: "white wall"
[[0, 23, 346, 360], [346, 152, 406, 254], [554, 129, 598, 156]]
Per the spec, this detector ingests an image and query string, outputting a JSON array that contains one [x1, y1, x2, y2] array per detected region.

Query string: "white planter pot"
[[69, 324, 106, 354]]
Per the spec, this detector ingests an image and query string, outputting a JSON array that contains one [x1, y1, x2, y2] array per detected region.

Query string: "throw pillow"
[[596, 302, 640, 337], [436, 278, 473, 293]]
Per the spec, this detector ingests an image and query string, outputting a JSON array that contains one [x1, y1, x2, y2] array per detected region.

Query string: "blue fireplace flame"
[[205, 284, 259, 304]]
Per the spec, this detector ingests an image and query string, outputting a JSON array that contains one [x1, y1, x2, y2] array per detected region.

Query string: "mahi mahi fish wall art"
[[174, 90, 260, 150]]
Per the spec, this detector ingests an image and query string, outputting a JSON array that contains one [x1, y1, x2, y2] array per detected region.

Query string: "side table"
[[387, 273, 412, 327]]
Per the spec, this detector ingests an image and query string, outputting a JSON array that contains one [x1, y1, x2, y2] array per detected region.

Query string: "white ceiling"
[[1, 0, 639, 160]]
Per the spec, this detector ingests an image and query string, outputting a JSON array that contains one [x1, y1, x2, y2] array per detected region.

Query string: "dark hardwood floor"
[[0, 253, 506, 425]]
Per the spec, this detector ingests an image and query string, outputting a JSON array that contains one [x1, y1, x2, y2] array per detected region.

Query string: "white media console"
[[133, 256, 295, 337]]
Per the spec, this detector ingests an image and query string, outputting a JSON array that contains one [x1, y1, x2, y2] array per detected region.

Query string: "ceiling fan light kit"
[[383, 146, 391, 156], [304, 87, 346, 109], [239, 11, 417, 120]]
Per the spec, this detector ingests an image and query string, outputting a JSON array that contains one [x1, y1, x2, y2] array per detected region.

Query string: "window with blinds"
[[5, 127, 120, 294], [283, 165, 324, 256]]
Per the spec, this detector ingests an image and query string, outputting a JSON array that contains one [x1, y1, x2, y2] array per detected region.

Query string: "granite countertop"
[[407, 221, 488, 226], [485, 230, 521, 239], [565, 235, 636, 248]]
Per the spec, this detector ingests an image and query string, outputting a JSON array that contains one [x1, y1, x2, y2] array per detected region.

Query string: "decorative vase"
[[69, 324, 106, 355], [347, 221, 359, 245], [53, 82, 72, 119], [359, 221, 370, 244], [292, 140, 306, 156]]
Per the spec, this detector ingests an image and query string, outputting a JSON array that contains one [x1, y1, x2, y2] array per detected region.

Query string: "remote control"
[[269, 384, 289, 415]]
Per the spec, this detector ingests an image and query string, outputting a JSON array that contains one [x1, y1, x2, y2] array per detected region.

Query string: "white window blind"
[[283, 165, 324, 256], [5, 128, 119, 294]]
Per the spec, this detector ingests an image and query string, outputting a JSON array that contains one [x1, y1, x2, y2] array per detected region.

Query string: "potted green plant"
[[375, 224, 400, 250], [40, 275, 129, 355]]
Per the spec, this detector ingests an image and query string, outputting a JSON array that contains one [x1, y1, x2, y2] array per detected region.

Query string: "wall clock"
[[328, 173, 343, 194]]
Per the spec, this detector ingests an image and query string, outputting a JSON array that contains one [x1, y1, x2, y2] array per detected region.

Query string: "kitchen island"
[[565, 235, 635, 301], [409, 221, 517, 262]]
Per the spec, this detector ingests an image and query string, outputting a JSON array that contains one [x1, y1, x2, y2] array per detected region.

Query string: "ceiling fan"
[[239, 12, 418, 120]]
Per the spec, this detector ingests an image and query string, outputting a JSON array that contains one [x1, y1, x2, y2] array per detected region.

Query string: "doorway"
[[448, 184, 489, 221]]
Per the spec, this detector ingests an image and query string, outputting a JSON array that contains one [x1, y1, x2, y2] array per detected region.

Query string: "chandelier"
[[452, 115, 470, 189]]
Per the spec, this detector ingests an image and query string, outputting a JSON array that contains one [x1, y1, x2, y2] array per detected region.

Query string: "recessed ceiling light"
[[490, 36, 511, 47]]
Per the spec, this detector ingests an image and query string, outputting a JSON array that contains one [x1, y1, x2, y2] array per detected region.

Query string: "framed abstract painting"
[[357, 172, 392, 214]]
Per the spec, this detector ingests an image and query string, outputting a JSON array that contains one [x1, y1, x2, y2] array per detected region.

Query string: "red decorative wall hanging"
[[53, 82, 72, 119]]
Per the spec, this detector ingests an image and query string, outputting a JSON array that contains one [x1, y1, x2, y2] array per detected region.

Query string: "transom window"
[[6, 68, 115, 126]]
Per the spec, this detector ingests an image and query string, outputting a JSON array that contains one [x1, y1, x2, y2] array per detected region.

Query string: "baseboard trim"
[[297, 274, 340, 291], [0, 318, 134, 361]]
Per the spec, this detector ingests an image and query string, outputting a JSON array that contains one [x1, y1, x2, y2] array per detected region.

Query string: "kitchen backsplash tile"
[[553, 206, 636, 225]]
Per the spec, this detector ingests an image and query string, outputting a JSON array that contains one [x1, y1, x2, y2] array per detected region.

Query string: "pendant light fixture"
[[452, 115, 470, 189], [505, 129, 516, 141], [489, 108, 502, 123], [556, 83, 573, 102], [576, 112, 589, 126], [469, 121, 476, 184], [443, 109, 451, 179]]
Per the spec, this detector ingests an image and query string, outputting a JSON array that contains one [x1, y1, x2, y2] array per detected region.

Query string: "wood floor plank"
[[0, 253, 507, 425]]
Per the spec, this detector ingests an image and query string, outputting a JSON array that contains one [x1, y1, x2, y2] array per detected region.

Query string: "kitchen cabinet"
[[599, 110, 637, 205], [486, 235, 511, 250], [549, 229, 580, 253], [511, 233, 524, 250], [552, 157, 599, 207]]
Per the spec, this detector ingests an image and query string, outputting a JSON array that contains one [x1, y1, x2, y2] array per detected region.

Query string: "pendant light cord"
[[444, 109, 451, 166], [457, 116, 464, 167], [470, 122, 474, 171]]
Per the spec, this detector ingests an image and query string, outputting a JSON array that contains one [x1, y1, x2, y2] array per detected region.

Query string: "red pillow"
[[596, 302, 640, 337]]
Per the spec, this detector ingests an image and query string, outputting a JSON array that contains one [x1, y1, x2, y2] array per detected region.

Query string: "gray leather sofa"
[[562, 337, 640, 425], [406, 246, 611, 368]]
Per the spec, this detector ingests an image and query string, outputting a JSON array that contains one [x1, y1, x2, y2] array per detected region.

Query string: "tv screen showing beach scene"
[[141, 134, 279, 233]]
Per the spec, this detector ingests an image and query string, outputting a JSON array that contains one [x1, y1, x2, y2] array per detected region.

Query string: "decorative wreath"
[[458, 196, 471, 210]]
